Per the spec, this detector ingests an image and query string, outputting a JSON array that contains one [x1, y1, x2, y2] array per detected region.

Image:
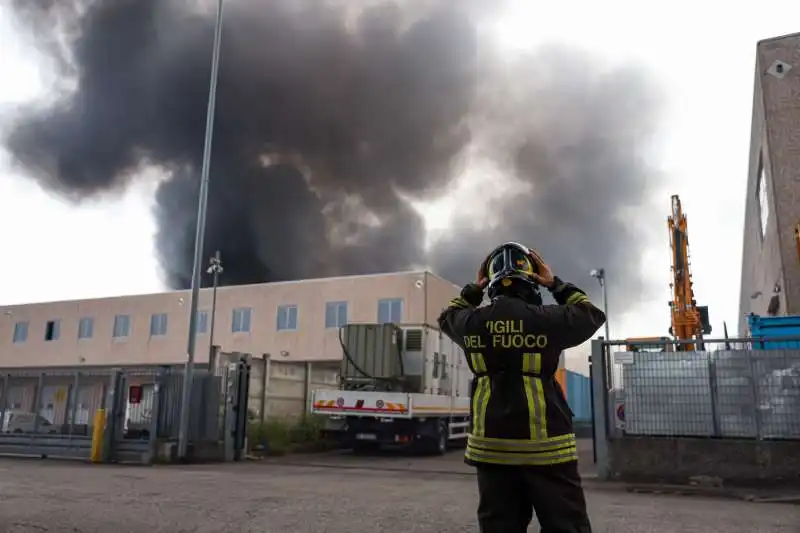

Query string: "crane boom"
[[668, 195, 704, 350]]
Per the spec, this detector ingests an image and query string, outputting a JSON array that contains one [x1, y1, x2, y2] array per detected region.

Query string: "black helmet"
[[482, 242, 542, 302]]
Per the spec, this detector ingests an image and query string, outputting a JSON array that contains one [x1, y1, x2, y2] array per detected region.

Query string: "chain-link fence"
[[604, 339, 800, 440]]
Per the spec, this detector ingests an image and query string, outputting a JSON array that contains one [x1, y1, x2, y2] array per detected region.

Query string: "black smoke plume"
[[4, 0, 664, 313]]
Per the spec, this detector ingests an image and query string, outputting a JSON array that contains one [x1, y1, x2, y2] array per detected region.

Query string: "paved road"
[[0, 453, 796, 533]]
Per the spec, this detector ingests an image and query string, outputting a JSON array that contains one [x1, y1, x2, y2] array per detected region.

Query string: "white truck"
[[310, 323, 471, 455]]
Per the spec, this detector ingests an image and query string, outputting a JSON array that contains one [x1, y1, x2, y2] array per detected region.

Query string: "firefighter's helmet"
[[482, 242, 542, 301]]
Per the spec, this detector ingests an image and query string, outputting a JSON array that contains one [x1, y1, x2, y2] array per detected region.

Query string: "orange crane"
[[667, 194, 710, 350]]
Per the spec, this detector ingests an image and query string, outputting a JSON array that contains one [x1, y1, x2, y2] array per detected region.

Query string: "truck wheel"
[[418, 421, 448, 456], [434, 421, 448, 455]]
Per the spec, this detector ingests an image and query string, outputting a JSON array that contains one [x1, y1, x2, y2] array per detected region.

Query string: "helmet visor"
[[486, 243, 535, 279]]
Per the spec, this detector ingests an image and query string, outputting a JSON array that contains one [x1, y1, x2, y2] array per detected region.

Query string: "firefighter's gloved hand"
[[526, 248, 556, 288], [461, 283, 485, 307]]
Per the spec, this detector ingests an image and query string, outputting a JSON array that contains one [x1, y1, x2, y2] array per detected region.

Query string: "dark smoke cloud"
[[4, 0, 664, 313], [433, 46, 665, 305]]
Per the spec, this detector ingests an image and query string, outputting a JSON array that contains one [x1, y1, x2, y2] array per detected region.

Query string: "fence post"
[[209, 345, 220, 374], [590, 339, 611, 480], [223, 362, 237, 462], [147, 369, 165, 464], [67, 372, 80, 438], [746, 350, 763, 440], [303, 362, 312, 419], [0, 374, 8, 432], [261, 354, 271, 423], [32, 373, 44, 436], [101, 370, 123, 463], [707, 353, 720, 437]]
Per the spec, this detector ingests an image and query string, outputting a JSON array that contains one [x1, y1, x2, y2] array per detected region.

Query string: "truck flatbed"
[[311, 390, 470, 419]]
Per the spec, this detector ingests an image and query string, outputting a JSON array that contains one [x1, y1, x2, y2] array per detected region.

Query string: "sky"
[[0, 1, 798, 374]]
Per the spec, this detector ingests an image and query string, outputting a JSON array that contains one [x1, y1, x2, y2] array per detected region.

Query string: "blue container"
[[565, 370, 592, 422], [747, 314, 800, 350]]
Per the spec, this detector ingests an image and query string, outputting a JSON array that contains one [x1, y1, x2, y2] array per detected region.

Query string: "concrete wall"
[[739, 33, 800, 332], [0, 271, 460, 368], [246, 357, 339, 421], [607, 436, 800, 487]]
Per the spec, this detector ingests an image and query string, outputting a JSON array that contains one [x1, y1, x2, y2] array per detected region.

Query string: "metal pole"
[[177, 0, 225, 460], [590, 268, 611, 340], [599, 274, 611, 340], [208, 251, 222, 364]]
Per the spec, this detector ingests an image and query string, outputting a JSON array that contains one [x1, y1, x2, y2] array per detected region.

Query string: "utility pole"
[[177, 0, 225, 460]]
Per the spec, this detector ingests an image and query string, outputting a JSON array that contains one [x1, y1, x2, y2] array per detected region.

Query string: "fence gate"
[[104, 370, 162, 464], [0, 363, 250, 464], [0, 370, 107, 460]]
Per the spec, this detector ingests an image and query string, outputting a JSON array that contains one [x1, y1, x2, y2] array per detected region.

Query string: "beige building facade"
[[0, 271, 461, 368], [739, 33, 800, 333]]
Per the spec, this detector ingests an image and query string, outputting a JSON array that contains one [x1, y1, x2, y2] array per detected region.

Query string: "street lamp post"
[[589, 267, 611, 466], [207, 251, 223, 366], [176, 0, 226, 460], [590, 268, 611, 340]]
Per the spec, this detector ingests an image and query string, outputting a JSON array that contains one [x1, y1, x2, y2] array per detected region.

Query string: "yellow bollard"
[[90, 408, 106, 463]]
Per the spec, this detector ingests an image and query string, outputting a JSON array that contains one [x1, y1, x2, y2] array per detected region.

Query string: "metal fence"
[[601, 338, 800, 440], [0, 363, 240, 463]]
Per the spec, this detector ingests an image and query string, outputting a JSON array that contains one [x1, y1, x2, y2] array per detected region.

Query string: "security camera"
[[414, 279, 424, 289]]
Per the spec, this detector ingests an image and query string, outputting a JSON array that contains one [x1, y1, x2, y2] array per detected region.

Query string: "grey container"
[[622, 351, 715, 437], [621, 349, 800, 439], [714, 350, 800, 439], [339, 324, 403, 382]]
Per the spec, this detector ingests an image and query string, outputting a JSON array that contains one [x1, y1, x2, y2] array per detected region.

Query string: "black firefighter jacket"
[[438, 278, 606, 467]]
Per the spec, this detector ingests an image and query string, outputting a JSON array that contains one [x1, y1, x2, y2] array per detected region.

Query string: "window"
[[277, 305, 299, 331], [112, 314, 131, 338], [44, 319, 60, 342], [12, 322, 28, 344], [78, 317, 94, 339], [377, 298, 403, 324], [757, 160, 770, 240], [196, 310, 209, 334], [232, 307, 252, 333], [325, 301, 348, 328], [149, 313, 168, 336]]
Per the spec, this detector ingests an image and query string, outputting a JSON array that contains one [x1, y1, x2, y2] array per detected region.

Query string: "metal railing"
[[597, 337, 800, 441]]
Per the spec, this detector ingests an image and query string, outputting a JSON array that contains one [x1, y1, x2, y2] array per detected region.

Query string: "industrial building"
[[739, 32, 800, 333], [0, 271, 461, 368]]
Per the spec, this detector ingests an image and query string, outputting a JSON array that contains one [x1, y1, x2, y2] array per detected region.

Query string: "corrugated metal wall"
[[556, 369, 592, 423]]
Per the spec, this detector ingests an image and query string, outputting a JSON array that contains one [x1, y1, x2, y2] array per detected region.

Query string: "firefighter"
[[437, 242, 606, 533]]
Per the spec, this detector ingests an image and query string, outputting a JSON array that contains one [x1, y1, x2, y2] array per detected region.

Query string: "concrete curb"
[[581, 476, 800, 504]]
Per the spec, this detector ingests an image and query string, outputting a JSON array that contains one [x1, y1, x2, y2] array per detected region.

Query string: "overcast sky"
[[0, 2, 797, 373]]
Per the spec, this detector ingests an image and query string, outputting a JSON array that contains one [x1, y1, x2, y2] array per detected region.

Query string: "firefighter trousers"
[[475, 460, 592, 533]]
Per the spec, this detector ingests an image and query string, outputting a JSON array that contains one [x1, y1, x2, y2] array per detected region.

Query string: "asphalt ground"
[[0, 442, 797, 533]]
